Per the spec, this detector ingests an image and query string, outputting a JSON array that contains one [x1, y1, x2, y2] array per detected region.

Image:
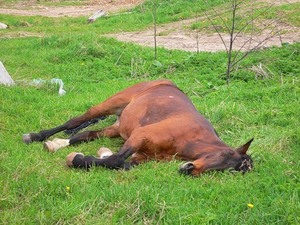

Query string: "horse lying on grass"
[[23, 79, 253, 176]]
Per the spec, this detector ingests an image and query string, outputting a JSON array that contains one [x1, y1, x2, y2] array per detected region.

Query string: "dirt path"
[[106, 0, 299, 52], [107, 18, 299, 52], [1, 0, 299, 52], [0, 0, 142, 17]]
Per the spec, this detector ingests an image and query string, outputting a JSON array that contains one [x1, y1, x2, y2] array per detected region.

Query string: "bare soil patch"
[[106, 0, 299, 52], [107, 19, 299, 52], [1, 0, 299, 52], [0, 0, 142, 17]]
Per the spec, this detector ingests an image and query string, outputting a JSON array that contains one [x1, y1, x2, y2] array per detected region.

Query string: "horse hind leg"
[[41, 116, 108, 152], [22, 119, 87, 144], [22, 115, 101, 144], [69, 118, 120, 145], [23, 124, 67, 144], [43, 120, 120, 152], [23, 80, 169, 144], [64, 116, 106, 135], [22, 89, 129, 144]]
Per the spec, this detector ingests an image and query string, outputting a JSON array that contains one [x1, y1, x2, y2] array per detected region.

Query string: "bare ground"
[[0, 0, 143, 17], [0, 0, 299, 52], [107, 18, 300, 52]]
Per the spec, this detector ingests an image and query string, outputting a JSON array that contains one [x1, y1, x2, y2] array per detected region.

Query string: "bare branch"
[[209, 6, 231, 34], [204, 0, 278, 84], [232, 3, 275, 43], [195, 10, 200, 54], [230, 30, 281, 70], [230, 15, 282, 72], [248, 6, 255, 52], [225, 0, 238, 84], [231, 36, 254, 63], [151, 0, 158, 60], [204, 10, 229, 54]]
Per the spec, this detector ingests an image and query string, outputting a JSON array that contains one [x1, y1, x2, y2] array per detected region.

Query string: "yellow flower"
[[247, 203, 254, 208], [66, 186, 71, 192]]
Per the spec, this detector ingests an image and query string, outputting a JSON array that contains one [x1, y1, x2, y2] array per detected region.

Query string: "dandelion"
[[66, 186, 71, 192], [247, 203, 254, 208]]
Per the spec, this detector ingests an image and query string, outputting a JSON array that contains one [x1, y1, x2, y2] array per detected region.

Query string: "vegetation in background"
[[0, 0, 299, 224], [191, 2, 300, 31], [192, 0, 300, 84]]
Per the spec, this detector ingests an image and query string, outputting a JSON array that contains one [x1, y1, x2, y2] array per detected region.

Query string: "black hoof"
[[22, 134, 33, 144], [66, 152, 85, 167], [179, 162, 195, 175], [22, 133, 42, 144]]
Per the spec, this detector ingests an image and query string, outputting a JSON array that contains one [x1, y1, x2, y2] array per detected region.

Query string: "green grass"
[[0, 0, 86, 6], [264, 2, 300, 27], [0, 0, 231, 35], [191, 1, 300, 34], [0, 0, 299, 224]]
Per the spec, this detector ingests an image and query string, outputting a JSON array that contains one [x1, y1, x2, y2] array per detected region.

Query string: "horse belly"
[[118, 95, 184, 140], [118, 101, 146, 140], [118, 84, 202, 146]]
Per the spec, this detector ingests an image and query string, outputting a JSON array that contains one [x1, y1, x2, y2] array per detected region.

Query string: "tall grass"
[[0, 0, 299, 224]]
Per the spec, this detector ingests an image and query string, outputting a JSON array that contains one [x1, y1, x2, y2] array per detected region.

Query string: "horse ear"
[[236, 138, 254, 155]]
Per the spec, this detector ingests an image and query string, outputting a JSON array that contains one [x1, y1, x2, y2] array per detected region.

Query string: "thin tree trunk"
[[153, 1, 158, 60], [226, 0, 237, 85]]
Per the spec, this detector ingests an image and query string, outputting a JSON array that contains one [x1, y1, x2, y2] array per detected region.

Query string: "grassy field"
[[0, 0, 299, 224], [191, 1, 300, 33]]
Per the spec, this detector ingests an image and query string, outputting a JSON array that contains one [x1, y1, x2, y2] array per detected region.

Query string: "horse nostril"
[[237, 158, 253, 174]]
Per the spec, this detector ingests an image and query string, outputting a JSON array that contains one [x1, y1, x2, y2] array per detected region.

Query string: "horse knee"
[[103, 127, 120, 138]]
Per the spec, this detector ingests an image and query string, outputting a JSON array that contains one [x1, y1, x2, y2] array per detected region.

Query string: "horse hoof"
[[179, 162, 195, 175], [44, 141, 55, 152], [22, 134, 32, 144], [66, 152, 84, 167], [97, 147, 113, 159], [44, 138, 70, 153]]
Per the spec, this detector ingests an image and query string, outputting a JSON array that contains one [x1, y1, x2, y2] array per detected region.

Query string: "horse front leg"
[[66, 130, 146, 170], [66, 146, 134, 170]]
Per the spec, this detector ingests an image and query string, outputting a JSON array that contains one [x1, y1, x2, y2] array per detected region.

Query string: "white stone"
[[0, 61, 15, 86], [0, 22, 8, 29]]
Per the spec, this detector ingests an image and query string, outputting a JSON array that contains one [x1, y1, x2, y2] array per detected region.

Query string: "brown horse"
[[23, 80, 253, 176]]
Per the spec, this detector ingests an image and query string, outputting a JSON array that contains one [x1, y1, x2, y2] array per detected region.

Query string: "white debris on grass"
[[30, 78, 66, 96], [51, 78, 66, 96], [87, 9, 106, 23], [0, 61, 15, 86], [0, 22, 8, 29]]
